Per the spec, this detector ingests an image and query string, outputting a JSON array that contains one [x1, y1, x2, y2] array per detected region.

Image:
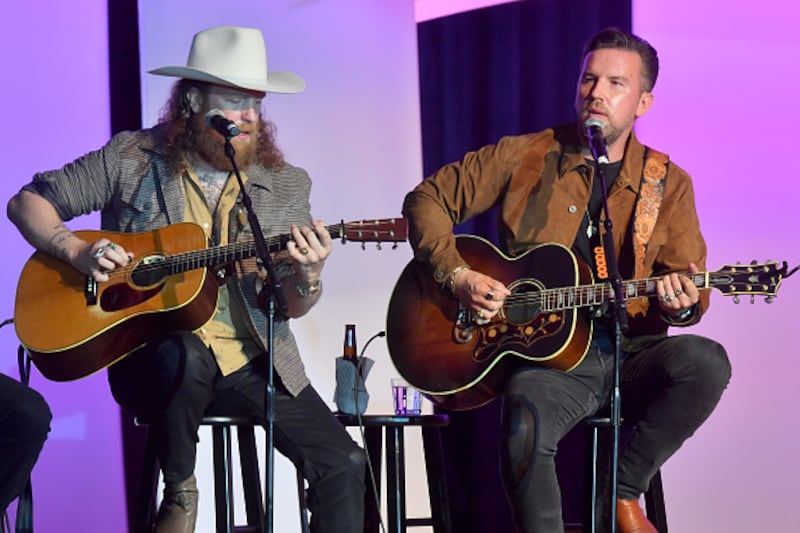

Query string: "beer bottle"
[[343, 324, 358, 366]]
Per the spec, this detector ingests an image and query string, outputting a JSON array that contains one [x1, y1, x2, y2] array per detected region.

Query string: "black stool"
[[136, 415, 267, 533], [585, 416, 668, 533], [298, 414, 452, 533]]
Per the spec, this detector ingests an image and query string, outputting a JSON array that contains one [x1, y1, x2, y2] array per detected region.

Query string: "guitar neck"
[[540, 271, 728, 312], [166, 222, 352, 273], [162, 219, 406, 275]]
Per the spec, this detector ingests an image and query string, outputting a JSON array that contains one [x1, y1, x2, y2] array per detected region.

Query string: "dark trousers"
[[0, 373, 51, 510], [108, 331, 365, 533], [500, 334, 731, 532]]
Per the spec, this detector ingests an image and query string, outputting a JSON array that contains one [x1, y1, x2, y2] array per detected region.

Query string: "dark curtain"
[[417, 1, 630, 530], [107, 1, 144, 530]]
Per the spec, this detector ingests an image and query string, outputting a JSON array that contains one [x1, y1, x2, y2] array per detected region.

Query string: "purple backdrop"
[[634, 1, 800, 531], [1, 1, 797, 531]]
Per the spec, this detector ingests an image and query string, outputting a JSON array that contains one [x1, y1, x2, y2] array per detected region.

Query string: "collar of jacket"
[[554, 122, 651, 194]]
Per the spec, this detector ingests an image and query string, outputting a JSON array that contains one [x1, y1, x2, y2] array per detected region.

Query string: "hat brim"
[[148, 66, 305, 94]]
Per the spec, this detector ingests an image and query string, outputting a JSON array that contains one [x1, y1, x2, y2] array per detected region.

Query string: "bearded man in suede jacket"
[[403, 27, 731, 533]]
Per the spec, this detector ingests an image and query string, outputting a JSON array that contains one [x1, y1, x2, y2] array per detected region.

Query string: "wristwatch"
[[295, 279, 322, 297]]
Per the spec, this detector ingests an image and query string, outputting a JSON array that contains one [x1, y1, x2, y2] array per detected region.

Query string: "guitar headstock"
[[709, 260, 796, 303], [336, 218, 408, 249]]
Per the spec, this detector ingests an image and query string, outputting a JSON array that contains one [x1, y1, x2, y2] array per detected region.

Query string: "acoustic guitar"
[[15, 218, 407, 381], [386, 235, 795, 411]]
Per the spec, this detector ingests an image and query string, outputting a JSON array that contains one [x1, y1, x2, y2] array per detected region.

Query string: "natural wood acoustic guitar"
[[15, 218, 407, 381]]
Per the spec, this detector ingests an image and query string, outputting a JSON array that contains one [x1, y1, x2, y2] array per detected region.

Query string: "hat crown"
[[185, 26, 268, 87], [148, 25, 304, 94]]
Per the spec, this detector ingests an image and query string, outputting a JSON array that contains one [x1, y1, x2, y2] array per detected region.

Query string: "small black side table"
[[335, 413, 452, 533]]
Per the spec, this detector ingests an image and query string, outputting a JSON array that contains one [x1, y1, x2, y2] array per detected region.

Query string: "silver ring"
[[664, 294, 675, 302], [93, 245, 108, 259], [107, 242, 118, 251], [477, 308, 484, 319], [486, 289, 495, 301], [674, 289, 683, 296]]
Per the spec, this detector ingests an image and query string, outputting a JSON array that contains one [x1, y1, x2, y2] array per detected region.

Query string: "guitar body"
[[15, 223, 219, 381], [386, 236, 593, 411]]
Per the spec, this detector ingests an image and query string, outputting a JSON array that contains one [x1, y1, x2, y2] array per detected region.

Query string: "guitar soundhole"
[[100, 255, 169, 312], [504, 279, 544, 325], [130, 255, 170, 287]]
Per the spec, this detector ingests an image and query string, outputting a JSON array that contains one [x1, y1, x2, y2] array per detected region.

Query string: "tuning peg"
[[361, 242, 366, 251], [750, 260, 758, 265], [376, 242, 383, 251], [733, 295, 740, 304], [750, 295, 755, 304], [766, 296, 775, 304], [392, 242, 399, 249]]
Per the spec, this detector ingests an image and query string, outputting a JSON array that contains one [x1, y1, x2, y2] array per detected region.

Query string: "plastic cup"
[[391, 378, 422, 415]]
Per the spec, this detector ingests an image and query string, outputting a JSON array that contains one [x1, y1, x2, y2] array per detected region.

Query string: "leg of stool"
[[135, 426, 160, 533], [584, 420, 611, 533], [385, 426, 405, 533], [237, 425, 265, 532], [363, 426, 383, 533], [588, 423, 600, 533], [644, 470, 668, 533], [296, 470, 310, 533], [421, 427, 452, 533], [213, 425, 235, 533]]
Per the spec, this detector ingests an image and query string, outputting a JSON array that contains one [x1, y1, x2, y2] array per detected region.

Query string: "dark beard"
[[188, 113, 259, 172]]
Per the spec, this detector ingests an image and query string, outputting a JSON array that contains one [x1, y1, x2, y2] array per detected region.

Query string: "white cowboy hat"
[[148, 25, 304, 94]]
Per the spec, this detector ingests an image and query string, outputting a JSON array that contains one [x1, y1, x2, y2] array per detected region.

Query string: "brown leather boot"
[[154, 475, 198, 533], [616, 498, 658, 533]]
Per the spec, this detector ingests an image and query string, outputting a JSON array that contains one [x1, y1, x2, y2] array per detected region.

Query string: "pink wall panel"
[[1, 2, 127, 532], [634, 2, 800, 531]]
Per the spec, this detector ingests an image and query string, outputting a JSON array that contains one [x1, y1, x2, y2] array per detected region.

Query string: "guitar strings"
[[98, 220, 404, 279]]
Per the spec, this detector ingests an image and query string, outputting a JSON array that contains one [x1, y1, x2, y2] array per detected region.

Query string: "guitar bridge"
[[85, 276, 97, 306], [452, 304, 476, 344]]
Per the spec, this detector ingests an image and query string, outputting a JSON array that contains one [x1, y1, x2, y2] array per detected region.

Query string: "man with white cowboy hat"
[[8, 25, 366, 533]]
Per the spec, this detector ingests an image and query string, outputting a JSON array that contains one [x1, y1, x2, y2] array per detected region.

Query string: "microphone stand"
[[591, 154, 628, 533], [223, 136, 287, 533]]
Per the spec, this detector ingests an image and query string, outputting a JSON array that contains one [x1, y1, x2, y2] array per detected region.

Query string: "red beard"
[[188, 113, 259, 171]]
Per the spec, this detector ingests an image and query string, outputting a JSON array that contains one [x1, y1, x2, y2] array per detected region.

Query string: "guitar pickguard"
[[472, 277, 566, 363], [99, 282, 165, 312]]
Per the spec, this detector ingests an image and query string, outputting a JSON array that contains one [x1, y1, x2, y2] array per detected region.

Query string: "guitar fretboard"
[[167, 222, 352, 273], [127, 219, 406, 281], [506, 270, 775, 312]]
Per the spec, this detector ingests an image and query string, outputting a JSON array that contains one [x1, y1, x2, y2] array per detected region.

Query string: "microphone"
[[583, 117, 609, 164], [205, 109, 240, 138]]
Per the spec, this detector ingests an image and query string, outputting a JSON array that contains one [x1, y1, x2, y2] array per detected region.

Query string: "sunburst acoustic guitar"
[[386, 235, 796, 411]]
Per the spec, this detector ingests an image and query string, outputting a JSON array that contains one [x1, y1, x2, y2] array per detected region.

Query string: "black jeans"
[[108, 331, 365, 533], [0, 373, 51, 510], [500, 334, 731, 532]]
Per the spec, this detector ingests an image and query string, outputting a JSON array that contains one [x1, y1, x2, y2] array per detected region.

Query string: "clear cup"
[[391, 378, 422, 416]]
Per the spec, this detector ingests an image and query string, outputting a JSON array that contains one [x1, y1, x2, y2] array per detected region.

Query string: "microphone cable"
[[354, 329, 387, 533]]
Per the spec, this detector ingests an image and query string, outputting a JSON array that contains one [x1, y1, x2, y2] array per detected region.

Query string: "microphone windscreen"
[[205, 109, 225, 125], [583, 117, 605, 134]]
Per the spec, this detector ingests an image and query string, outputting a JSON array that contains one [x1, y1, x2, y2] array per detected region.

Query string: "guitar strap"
[[631, 147, 670, 279]]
